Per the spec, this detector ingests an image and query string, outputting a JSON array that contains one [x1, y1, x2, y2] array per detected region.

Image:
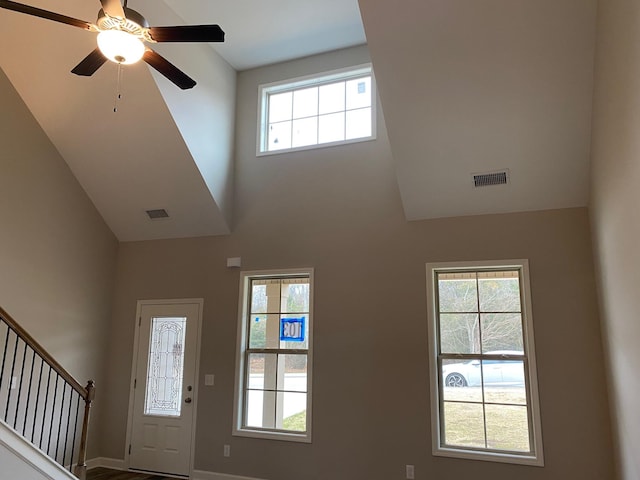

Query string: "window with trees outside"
[[233, 269, 313, 442], [426, 260, 544, 466], [257, 65, 375, 155]]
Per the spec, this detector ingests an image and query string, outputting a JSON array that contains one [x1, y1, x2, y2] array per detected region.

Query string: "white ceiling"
[[164, 0, 367, 70], [0, 0, 597, 240]]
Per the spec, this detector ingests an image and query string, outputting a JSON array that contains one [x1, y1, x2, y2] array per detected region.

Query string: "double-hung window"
[[426, 260, 544, 465], [257, 65, 375, 154], [233, 269, 313, 442]]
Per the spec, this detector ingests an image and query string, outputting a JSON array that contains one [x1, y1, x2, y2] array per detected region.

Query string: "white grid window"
[[233, 269, 313, 442], [426, 260, 544, 466], [257, 65, 375, 155]]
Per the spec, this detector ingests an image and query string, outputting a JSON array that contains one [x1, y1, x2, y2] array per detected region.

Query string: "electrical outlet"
[[223, 444, 231, 457], [406, 464, 415, 480]]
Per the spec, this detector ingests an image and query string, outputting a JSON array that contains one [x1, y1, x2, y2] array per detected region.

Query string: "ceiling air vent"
[[472, 170, 509, 188], [145, 208, 169, 220]]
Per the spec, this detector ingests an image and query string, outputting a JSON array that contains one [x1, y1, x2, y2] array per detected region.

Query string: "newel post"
[[74, 380, 95, 480]]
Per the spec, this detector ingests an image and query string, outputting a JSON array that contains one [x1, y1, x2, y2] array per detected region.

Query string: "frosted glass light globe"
[[97, 30, 145, 65]]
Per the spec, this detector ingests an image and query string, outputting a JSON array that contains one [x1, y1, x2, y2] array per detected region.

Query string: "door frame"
[[124, 298, 204, 477]]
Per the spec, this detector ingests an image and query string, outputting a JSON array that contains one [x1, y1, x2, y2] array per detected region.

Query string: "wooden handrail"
[[0, 306, 88, 398], [0, 306, 95, 480]]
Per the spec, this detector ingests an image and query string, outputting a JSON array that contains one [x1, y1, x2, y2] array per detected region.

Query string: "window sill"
[[233, 427, 311, 443], [433, 446, 544, 467], [256, 134, 377, 157]]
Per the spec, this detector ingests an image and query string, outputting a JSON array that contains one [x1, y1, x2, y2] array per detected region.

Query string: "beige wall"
[[0, 67, 118, 456], [101, 47, 614, 479], [590, 0, 640, 478]]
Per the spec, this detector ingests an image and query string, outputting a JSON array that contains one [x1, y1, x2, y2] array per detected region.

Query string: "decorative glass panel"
[[144, 317, 187, 417]]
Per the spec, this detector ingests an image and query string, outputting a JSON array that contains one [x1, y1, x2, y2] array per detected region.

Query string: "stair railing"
[[0, 306, 95, 479]]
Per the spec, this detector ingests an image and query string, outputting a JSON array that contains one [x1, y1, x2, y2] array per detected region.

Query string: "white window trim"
[[232, 268, 314, 443], [256, 64, 377, 156], [426, 259, 544, 466]]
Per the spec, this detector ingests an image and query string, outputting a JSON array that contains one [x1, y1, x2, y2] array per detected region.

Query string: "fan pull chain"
[[113, 64, 123, 113]]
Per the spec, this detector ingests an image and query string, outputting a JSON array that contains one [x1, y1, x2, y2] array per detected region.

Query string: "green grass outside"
[[282, 410, 306, 431], [280, 387, 530, 452], [442, 386, 530, 452]]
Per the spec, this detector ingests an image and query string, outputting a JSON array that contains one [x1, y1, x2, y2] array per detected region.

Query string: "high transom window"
[[257, 65, 375, 155], [426, 260, 544, 466], [233, 269, 313, 442]]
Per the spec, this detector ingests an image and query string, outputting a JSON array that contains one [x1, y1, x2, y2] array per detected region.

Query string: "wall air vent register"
[[473, 170, 510, 188]]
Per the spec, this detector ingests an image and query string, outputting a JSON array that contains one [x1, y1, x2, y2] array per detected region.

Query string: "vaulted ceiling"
[[0, 0, 596, 240]]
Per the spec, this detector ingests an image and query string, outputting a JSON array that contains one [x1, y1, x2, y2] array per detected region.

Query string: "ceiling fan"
[[0, 0, 225, 89]]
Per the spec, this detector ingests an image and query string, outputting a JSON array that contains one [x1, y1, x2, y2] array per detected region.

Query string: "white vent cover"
[[146, 208, 169, 219], [472, 170, 509, 188]]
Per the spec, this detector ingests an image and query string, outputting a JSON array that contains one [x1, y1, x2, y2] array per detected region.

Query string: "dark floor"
[[86, 467, 177, 480]]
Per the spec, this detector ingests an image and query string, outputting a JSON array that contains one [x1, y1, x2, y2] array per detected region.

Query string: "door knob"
[[184, 397, 192, 403]]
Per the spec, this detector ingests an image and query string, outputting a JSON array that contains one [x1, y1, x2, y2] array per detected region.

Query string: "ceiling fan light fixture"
[[97, 29, 144, 65]]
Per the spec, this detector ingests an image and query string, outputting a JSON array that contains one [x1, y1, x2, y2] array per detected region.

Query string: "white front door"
[[128, 300, 202, 477]]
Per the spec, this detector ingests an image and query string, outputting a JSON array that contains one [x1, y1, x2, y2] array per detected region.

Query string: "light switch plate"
[[204, 374, 215, 386]]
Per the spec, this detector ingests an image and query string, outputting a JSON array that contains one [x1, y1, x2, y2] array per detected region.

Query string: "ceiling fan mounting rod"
[[97, 7, 152, 42]]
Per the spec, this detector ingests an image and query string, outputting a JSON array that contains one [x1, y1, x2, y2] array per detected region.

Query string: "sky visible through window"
[[266, 76, 372, 152]]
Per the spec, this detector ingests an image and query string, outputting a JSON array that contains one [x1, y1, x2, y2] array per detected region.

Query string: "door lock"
[[185, 397, 192, 403]]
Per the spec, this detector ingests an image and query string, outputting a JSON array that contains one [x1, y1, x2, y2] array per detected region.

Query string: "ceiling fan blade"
[[148, 25, 225, 43], [71, 48, 108, 77], [0, 0, 93, 30], [99, 0, 124, 19], [143, 49, 196, 90]]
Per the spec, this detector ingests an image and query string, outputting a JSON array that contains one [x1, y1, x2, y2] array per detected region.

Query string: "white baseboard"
[[86, 458, 264, 480], [86, 457, 126, 470], [192, 471, 265, 480]]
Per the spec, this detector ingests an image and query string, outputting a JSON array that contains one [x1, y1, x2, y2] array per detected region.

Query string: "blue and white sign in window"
[[280, 317, 306, 342], [234, 270, 314, 443]]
